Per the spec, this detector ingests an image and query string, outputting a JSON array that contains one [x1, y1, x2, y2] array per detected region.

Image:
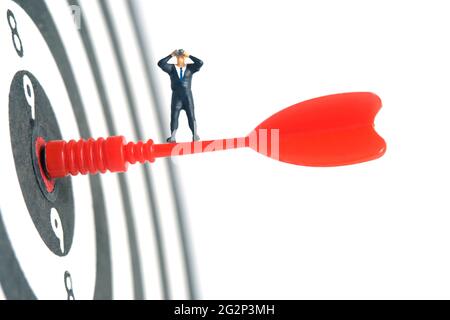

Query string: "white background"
[[139, 0, 450, 299]]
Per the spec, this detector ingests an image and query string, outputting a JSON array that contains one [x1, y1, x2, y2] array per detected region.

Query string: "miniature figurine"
[[158, 49, 203, 142]]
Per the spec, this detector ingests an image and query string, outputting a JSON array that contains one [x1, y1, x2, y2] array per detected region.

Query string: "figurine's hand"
[[171, 50, 177, 56], [183, 51, 190, 58]]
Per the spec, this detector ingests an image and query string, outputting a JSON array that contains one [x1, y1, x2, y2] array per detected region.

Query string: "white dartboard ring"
[[0, 0, 112, 299]]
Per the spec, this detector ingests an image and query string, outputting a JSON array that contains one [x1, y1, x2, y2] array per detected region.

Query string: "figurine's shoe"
[[193, 135, 200, 141], [166, 137, 176, 143]]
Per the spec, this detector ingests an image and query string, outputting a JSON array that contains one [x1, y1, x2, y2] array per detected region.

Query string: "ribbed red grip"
[[45, 136, 154, 178], [124, 140, 155, 165]]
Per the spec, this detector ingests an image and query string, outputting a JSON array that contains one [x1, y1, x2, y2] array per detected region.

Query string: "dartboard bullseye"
[[9, 70, 75, 256]]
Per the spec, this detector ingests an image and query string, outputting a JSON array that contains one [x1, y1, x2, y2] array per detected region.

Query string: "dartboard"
[[0, 0, 194, 300]]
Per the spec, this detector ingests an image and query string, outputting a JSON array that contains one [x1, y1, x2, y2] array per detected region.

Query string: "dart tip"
[[35, 137, 56, 192]]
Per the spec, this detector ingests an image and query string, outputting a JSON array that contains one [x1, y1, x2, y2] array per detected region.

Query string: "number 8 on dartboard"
[[7, 9, 23, 57]]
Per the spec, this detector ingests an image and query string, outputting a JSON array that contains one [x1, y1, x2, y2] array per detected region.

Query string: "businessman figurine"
[[158, 49, 203, 142]]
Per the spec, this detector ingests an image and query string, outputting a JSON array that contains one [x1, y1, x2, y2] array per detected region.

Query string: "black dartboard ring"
[[0, 0, 112, 299]]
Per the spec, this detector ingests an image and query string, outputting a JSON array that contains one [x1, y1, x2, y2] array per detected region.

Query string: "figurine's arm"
[[157, 54, 173, 73], [189, 55, 203, 73]]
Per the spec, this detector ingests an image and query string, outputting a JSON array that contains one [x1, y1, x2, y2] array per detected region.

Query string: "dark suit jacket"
[[158, 55, 203, 112], [158, 54, 203, 92]]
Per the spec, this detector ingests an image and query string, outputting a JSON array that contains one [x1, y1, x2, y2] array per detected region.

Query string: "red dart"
[[41, 92, 386, 179]]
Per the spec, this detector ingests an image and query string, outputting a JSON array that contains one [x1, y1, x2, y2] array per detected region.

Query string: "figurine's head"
[[175, 49, 186, 67]]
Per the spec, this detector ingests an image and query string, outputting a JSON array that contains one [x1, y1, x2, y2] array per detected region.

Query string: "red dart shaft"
[[44, 136, 248, 179]]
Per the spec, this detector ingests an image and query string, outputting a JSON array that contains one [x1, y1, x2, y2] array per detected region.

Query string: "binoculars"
[[175, 49, 185, 57]]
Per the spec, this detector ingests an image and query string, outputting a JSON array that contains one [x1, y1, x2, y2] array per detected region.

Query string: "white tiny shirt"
[[174, 64, 187, 79]]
